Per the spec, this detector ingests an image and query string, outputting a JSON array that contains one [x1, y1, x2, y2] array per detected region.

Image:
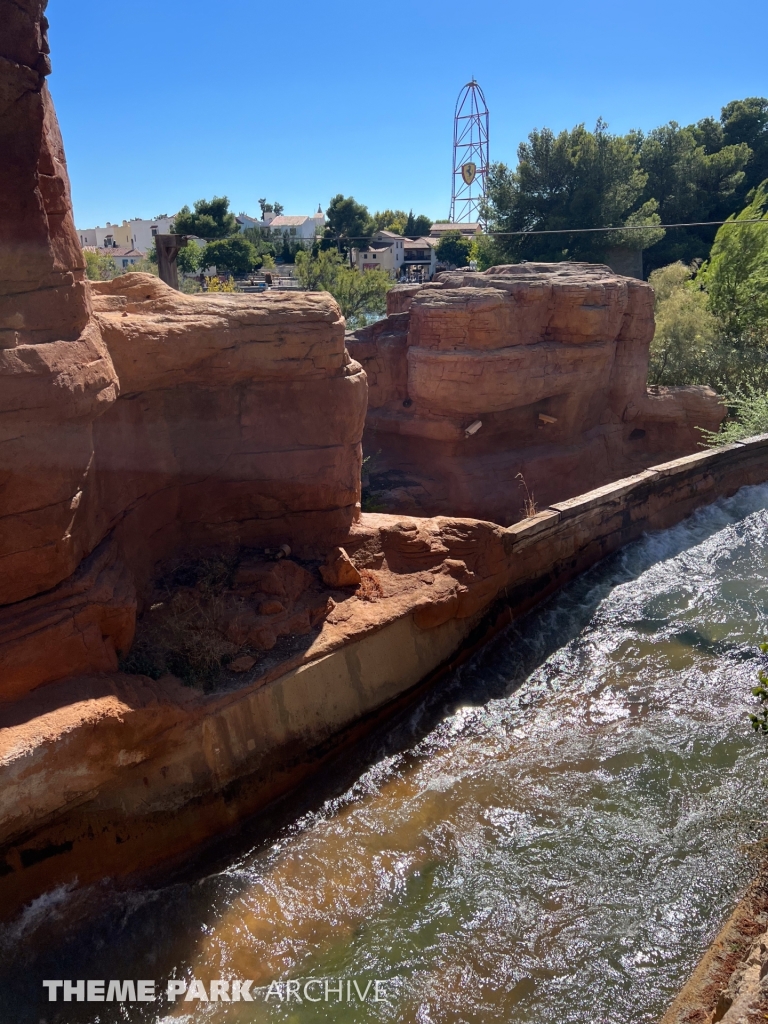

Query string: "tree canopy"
[[176, 241, 202, 275], [294, 250, 392, 327], [258, 198, 284, 219], [322, 194, 372, 251], [482, 119, 663, 265], [698, 183, 768, 342], [482, 97, 768, 272], [173, 196, 239, 239], [435, 230, 472, 268], [202, 236, 261, 276]]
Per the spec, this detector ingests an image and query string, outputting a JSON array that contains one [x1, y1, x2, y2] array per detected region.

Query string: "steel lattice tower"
[[449, 80, 489, 223]]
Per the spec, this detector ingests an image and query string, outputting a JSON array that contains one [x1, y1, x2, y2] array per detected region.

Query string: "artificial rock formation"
[[0, 0, 366, 701], [1, 271, 366, 699], [348, 264, 725, 522]]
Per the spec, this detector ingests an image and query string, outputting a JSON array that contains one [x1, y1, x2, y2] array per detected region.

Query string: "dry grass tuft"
[[515, 472, 538, 518], [121, 552, 241, 688], [357, 569, 384, 602]]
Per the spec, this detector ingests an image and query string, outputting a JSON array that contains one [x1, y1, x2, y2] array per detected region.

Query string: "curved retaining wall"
[[2, 435, 768, 918]]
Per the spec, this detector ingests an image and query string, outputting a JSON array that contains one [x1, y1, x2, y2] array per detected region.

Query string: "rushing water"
[[4, 485, 768, 1024]]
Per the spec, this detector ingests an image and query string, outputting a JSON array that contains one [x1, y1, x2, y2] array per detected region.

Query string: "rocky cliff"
[[0, 0, 366, 701], [348, 265, 724, 522]]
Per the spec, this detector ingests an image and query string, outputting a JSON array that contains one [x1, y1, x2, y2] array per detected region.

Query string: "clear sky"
[[47, 0, 768, 230]]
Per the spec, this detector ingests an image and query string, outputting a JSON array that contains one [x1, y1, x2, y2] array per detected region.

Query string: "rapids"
[[4, 484, 768, 1024]]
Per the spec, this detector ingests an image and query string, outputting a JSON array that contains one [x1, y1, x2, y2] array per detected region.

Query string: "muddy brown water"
[[3, 485, 768, 1024]]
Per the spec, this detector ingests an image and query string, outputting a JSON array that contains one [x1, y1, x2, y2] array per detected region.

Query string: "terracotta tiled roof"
[[269, 216, 310, 227], [82, 245, 145, 257]]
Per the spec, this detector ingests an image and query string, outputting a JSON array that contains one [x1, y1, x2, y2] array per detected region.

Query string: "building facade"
[[77, 215, 176, 252], [82, 245, 146, 271]]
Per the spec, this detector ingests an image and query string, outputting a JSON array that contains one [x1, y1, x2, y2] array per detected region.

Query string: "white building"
[[77, 215, 176, 252], [402, 237, 438, 280], [83, 245, 146, 271], [353, 230, 406, 276], [236, 207, 325, 246]]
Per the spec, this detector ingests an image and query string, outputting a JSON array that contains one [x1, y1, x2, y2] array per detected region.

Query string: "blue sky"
[[48, 0, 768, 230]]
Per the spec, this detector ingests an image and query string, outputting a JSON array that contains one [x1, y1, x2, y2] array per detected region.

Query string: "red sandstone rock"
[[0, 538, 136, 703], [0, 5, 365, 696], [319, 547, 362, 588], [0, 1, 118, 604], [349, 263, 725, 522]]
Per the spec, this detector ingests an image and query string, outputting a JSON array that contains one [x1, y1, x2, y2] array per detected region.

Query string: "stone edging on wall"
[[496, 434, 768, 621]]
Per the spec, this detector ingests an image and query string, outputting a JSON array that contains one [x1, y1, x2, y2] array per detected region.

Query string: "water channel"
[[4, 484, 768, 1024]]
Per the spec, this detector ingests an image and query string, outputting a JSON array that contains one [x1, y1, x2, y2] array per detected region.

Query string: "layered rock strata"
[[0, 0, 366, 699], [348, 264, 725, 522]]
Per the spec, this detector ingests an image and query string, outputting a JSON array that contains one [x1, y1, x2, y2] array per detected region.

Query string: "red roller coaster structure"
[[449, 80, 490, 224]]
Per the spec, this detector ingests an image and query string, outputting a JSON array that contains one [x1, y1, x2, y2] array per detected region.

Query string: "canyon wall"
[[348, 265, 725, 522], [0, 1, 366, 701]]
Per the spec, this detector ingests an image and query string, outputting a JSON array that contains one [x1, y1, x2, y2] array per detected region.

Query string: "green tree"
[[83, 249, 117, 281], [721, 98, 768, 203], [202, 236, 261, 276], [698, 182, 768, 342], [371, 209, 408, 234], [176, 241, 201, 275], [637, 122, 750, 271], [173, 196, 239, 239], [436, 230, 472, 268], [402, 210, 433, 238], [242, 227, 276, 260], [411, 214, 433, 237], [483, 119, 663, 264], [294, 249, 393, 327], [647, 262, 720, 386], [322, 194, 372, 252]]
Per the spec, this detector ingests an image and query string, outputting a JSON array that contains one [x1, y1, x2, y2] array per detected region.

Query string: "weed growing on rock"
[[749, 641, 768, 734]]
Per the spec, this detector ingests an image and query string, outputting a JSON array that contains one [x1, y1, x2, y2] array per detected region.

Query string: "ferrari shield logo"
[[461, 162, 477, 185]]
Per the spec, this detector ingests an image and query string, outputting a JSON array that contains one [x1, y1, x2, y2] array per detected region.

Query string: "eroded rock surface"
[[0, 0, 366, 700], [349, 264, 725, 522]]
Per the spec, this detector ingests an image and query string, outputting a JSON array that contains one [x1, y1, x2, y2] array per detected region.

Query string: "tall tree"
[[322, 194, 372, 252], [483, 119, 663, 265], [720, 98, 768, 201], [173, 196, 239, 239], [402, 210, 433, 238], [411, 214, 433, 237], [637, 122, 749, 271], [435, 230, 472, 268], [202, 237, 261, 276]]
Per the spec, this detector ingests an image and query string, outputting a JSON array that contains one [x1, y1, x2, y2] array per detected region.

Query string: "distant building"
[[83, 245, 146, 271], [353, 230, 406, 276], [236, 206, 325, 247], [402, 237, 438, 279], [77, 215, 176, 252], [429, 222, 482, 238]]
